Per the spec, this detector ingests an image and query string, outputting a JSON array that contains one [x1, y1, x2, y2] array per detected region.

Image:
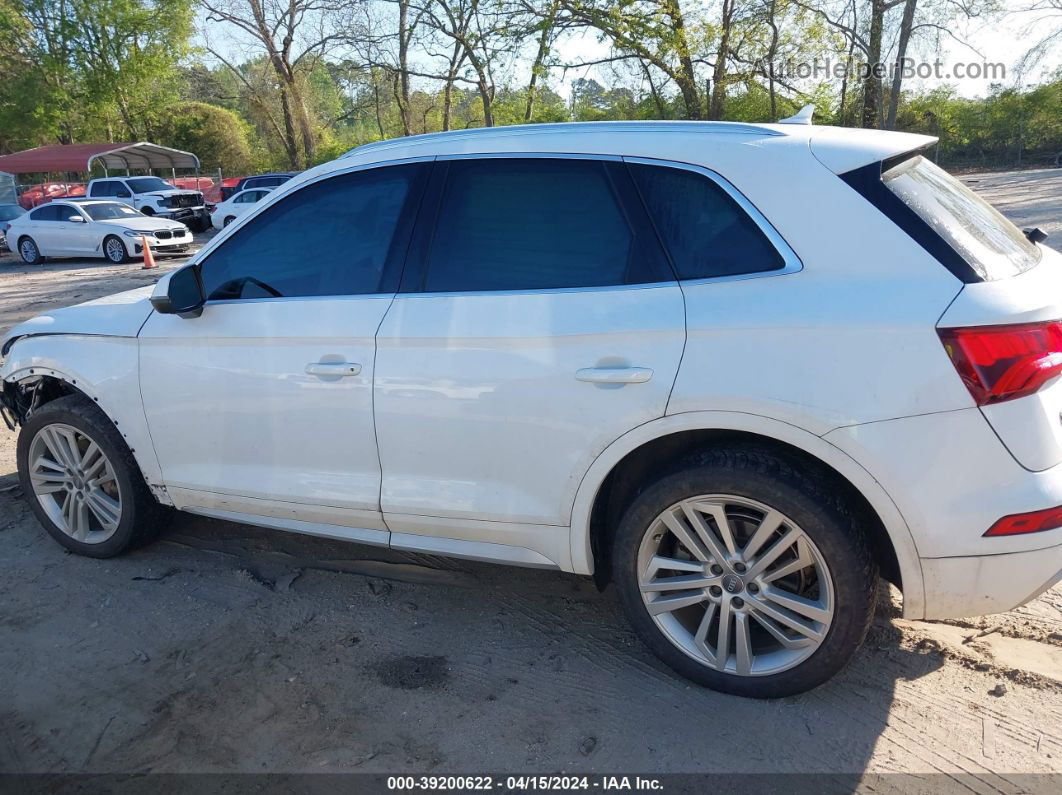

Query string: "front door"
[[53, 204, 95, 255], [139, 162, 429, 542], [373, 156, 686, 567]]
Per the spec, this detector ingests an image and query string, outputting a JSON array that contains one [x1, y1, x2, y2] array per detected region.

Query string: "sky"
[[197, 0, 1060, 109], [547, 3, 1059, 103]]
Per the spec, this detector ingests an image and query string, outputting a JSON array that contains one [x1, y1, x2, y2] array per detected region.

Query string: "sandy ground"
[[1, 172, 1062, 782]]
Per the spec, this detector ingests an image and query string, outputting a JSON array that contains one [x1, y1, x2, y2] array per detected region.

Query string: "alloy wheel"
[[105, 237, 126, 262], [637, 495, 834, 677], [20, 239, 38, 262], [27, 423, 123, 544]]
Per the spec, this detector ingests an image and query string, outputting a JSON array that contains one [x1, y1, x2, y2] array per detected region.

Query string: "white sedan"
[[210, 187, 273, 230], [6, 200, 192, 264]]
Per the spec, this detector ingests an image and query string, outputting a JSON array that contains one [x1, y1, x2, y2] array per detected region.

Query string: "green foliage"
[[0, 0, 193, 151], [896, 77, 1062, 168], [153, 101, 256, 174]]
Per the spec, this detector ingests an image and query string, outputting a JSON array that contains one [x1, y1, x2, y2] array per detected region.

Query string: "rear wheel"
[[17, 395, 163, 558], [103, 235, 129, 264], [613, 446, 877, 698], [223, 216, 235, 227], [18, 236, 42, 264]]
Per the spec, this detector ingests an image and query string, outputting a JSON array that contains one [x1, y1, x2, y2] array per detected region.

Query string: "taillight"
[[985, 504, 1062, 536], [938, 320, 1062, 406]]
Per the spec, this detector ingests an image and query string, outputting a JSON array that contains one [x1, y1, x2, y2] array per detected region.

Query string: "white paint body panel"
[[938, 245, 1062, 471], [0, 334, 169, 501], [374, 284, 686, 532], [138, 296, 392, 528], [5, 122, 1062, 623]]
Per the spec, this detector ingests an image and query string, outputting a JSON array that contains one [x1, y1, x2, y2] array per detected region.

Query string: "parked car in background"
[[210, 187, 274, 230], [5, 199, 191, 264], [86, 176, 210, 232], [220, 172, 296, 201], [0, 203, 26, 251], [4, 122, 1061, 699], [17, 182, 85, 209]]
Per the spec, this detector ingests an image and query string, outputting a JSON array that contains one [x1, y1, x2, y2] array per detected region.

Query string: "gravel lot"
[[1, 170, 1062, 782]]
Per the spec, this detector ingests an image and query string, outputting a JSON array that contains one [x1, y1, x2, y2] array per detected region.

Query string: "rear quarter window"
[[628, 163, 786, 280]]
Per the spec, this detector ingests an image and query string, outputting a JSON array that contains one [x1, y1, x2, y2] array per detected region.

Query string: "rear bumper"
[[920, 544, 1062, 618], [824, 407, 1062, 618]]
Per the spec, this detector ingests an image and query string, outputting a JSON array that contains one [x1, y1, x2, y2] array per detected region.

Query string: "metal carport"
[[0, 142, 200, 175]]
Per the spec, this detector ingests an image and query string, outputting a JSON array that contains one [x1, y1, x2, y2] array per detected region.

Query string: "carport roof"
[[0, 142, 200, 175]]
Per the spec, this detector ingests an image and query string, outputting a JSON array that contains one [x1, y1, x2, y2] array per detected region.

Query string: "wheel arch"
[[1, 338, 172, 506], [570, 411, 925, 619]]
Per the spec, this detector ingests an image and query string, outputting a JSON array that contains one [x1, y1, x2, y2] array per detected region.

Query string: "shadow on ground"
[[0, 485, 945, 778]]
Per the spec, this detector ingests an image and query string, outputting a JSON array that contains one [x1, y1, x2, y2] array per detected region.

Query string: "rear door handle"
[[575, 367, 653, 384], [305, 362, 362, 377]]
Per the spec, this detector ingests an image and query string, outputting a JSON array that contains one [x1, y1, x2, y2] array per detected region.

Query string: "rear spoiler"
[[810, 127, 938, 174]]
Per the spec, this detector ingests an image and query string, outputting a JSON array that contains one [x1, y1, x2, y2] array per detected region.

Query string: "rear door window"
[[419, 158, 669, 292], [628, 163, 786, 280], [89, 182, 115, 198], [30, 205, 60, 221], [882, 155, 1040, 280]]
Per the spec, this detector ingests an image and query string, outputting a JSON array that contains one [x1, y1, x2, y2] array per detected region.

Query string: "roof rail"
[[341, 120, 783, 159]]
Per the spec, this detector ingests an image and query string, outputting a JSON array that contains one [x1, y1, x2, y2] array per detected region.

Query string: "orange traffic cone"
[[141, 235, 156, 269]]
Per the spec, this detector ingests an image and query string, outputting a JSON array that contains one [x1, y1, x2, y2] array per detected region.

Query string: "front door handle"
[[305, 362, 362, 377], [575, 366, 653, 384]]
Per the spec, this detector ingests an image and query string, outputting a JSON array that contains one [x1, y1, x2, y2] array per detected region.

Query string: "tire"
[[103, 235, 130, 264], [140, 207, 155, 216], [16, 394, 164, 558], [18, 236, 42, 265], [223, 216, 235, 228], [612, 445, 877, 698]]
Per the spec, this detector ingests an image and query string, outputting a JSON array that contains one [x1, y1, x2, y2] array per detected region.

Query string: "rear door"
[[27, 205, 61, 254], [373, 156, 686, 564]]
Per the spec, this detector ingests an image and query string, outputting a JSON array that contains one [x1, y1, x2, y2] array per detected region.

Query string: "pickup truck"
[[85, 176, 211, 232]]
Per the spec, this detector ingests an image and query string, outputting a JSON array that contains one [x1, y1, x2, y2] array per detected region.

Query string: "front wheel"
[[613, 446, 877, 698], [17, 395, 163, 558], [103, 235, 130, 264]]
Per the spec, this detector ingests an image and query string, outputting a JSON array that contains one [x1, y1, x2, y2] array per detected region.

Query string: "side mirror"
[[117, 190, 131, 198], [150, 266, 205, 318], [69, 215, 84, 223]]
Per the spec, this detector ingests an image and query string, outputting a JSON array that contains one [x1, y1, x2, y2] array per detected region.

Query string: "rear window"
[[882, 155, 1040, 280]]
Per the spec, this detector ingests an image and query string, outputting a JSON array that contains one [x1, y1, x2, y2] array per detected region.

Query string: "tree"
[[154, 101, 255, 173], [557, 0, 705, 119], [0, 0, 192, 150], [200, 0, 351, 167], [412, 0, 511, 126]]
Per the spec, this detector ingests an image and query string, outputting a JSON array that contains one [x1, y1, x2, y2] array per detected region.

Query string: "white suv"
[[86, 176, 210, 232], [3, 122, 1060, 697]]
